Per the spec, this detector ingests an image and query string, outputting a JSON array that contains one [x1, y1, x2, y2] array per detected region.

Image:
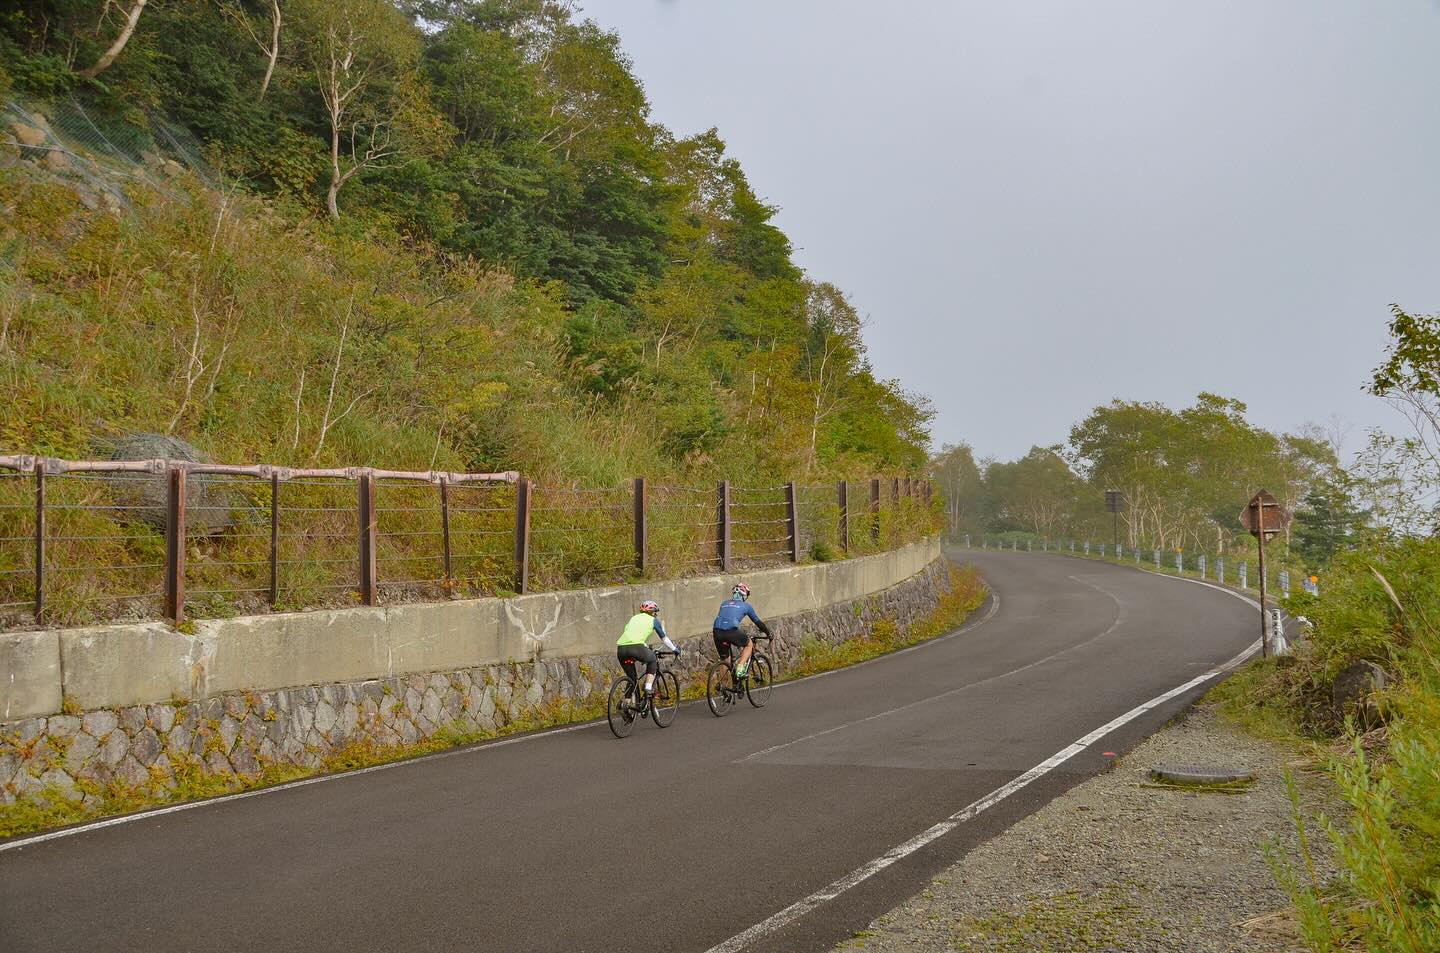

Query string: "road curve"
[[0, 551, 1258, 953]]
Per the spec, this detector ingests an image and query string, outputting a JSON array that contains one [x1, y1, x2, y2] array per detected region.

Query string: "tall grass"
[[1255, 537, 1440, 951], [0, 164, 941, 626]]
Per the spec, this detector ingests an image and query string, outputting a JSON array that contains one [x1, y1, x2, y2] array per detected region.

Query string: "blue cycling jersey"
[[714, 599, 763, 631]]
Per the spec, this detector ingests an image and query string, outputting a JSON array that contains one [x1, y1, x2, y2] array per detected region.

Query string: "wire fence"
[[0, 456, 938, 631], [961, 534, 1320, 598], [4, 96, 218, 214]]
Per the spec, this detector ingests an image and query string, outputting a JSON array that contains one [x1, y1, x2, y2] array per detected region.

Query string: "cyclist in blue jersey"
[[712, 582, 770, 678], [617, 600, 679, 703]]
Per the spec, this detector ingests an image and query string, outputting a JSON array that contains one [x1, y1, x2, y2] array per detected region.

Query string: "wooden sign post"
[[1240, 489, 1290, 658], [1104, 489, 1125, 551]]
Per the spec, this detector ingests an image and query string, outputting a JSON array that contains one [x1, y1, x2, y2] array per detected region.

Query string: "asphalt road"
[[0, 550, 1259, 953]]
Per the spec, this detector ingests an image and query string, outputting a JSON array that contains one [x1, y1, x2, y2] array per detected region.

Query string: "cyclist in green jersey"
[[616, 599, 679, 702]]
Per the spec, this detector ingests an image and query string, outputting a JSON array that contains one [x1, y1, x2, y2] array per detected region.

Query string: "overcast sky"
[[579, 0, 1439, 463]]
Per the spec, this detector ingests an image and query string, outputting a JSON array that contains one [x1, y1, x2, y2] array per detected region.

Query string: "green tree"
[[291, 0, 425, 219], [1292, 481, 1369, 568], [1359, 305, 1440, 533], [930, 443, 982, 537], [984, 446, 1087, 540]]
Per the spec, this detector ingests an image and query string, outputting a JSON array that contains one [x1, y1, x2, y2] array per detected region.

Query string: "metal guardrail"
[[959, 534, 1314, 598]]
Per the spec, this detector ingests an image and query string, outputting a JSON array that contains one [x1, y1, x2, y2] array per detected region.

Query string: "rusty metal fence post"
[[514, 479, 532, 595], [33, 460, 45, 624], [268, 472, 280, 607], [164, 467, 187, 623], [358, 472, 377, 606], [837, 480, 849, 554], [439, 477, 453, 592], [869, 478, 881, 544], [633, 477, 647, 575], [717, 480, 731, 572], [785, 481, 800, 563]]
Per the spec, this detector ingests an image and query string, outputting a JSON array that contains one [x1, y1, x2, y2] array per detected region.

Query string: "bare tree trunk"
[[291, 368, 306, 451], [314, 301, 351, 456], [79, 0, 148, 80], [260, 0, 281, 99], [313, 295, 376, 459], [326, 172, 342, 220], [326, 109, 345, 219]]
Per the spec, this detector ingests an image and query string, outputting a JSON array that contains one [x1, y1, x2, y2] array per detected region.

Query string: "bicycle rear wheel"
[[705, 662, 732, 717], [607, 676, 637, 738], [652, 671, 679, 727], [746, 654, 773, 708]]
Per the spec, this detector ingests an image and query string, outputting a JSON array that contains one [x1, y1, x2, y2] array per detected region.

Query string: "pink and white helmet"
[[639, 600, 660, 614], [731, 583, 750, 601]]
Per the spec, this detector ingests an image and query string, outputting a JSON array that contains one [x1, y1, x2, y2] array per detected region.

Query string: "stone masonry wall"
[[0, 559, 951, 810]]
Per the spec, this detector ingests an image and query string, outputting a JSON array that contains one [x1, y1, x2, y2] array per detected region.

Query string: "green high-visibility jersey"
[[617, 612, 667, 645]]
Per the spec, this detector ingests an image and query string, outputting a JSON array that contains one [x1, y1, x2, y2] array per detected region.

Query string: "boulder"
[[1331, 660, 1388, 725], [10, 122, 46, 149], [104, 433, 234, 534]]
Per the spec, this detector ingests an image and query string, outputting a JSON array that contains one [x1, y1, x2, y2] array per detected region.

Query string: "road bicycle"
[[607, 649, 680, 738], [705, 633, 773, 716]]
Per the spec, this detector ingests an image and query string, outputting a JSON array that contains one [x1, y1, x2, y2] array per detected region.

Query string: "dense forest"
[[0, 0, 930, 482]]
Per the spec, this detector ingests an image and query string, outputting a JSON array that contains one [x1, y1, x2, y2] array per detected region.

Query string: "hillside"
[[0, 0, 930, 483]]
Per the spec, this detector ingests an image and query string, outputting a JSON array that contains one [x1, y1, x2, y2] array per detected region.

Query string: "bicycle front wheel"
[[705, 662, 732, 717], [746, 654, 773, 708], [607, 676, 637, 738], [652, 671, 680, 727]]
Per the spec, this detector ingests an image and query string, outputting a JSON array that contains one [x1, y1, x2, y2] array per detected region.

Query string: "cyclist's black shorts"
[[712, 626, 751, 660], [617, 643, 658, 678]]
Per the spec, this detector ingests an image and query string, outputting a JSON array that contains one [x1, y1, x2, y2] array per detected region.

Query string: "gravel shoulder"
[[833, 701, 1341, 953]]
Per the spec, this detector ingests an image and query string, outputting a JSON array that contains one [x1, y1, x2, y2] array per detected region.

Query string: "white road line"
[[738, 583, 1123, 763], [702, 638, 1263, 952], [0, 583, 1001, 854], [0, 718, 601, 853], [766, 584, 1001, 695]]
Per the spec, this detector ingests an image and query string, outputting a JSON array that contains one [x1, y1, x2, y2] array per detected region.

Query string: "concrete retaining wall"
[[0, 542, 950, 806], [2, 539, 937, 720]]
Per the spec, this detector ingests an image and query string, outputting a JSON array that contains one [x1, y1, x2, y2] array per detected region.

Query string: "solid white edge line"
[[0, 580, 1001, 853], [700, 582, 1263, 953], [0, 718, 599, 853]]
